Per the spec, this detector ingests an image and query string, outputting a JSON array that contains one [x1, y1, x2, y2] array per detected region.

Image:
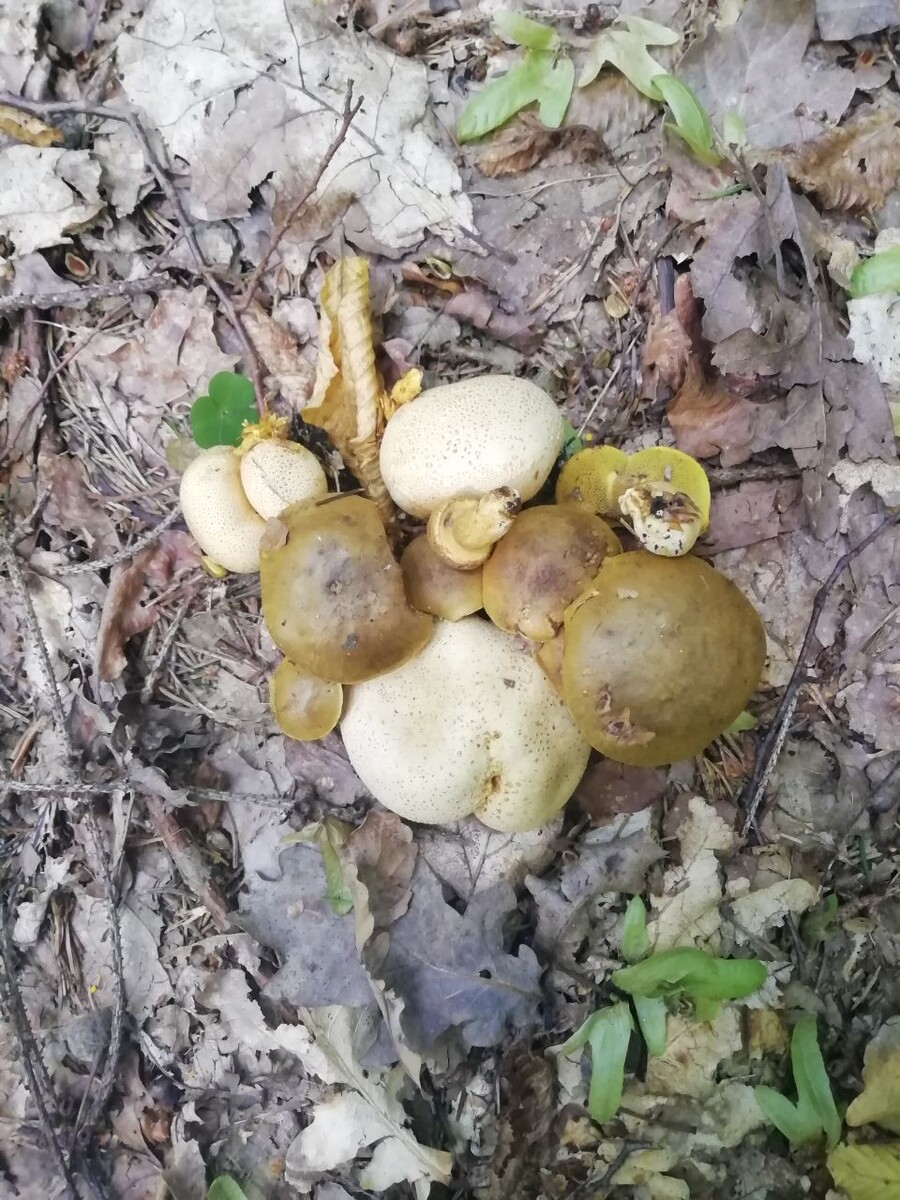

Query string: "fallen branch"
[[740, 511, 900, 838], [0, 774, 304, 809], [49, 508, 182, 576], [0, 273, 176, 316]]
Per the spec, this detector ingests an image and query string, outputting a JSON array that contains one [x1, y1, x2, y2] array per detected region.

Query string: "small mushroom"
[[341, 617, 590, 832], [379, 374, 564, 517], [562, 552, 766, 766], [180, 446, 265, 574], [556, 445, 711, 557], [240, 439, 328, 519], [270, 658, 343, 740], [260, 494, 433, 683], [427, 487, 521, 569], [482, 504, 621, 641], [400, 535, 484, 620]]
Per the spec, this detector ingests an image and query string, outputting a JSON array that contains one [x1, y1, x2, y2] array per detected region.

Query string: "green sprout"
[[754, 1016, 842, 1148], [190, 371, 258, 448], [550, 1002, 634, 1124], [848, 246, 900, 298]]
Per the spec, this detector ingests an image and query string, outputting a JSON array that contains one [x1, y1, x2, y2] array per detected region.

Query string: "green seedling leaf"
[[552, 1003, 634, 1123], [722, 110, 747, 149], [618, 15, 680, 45], [281, 819, 354, 916], [621, 896, 649, 964], [725, 709, 758, 734], [493, 10, 558, 51], [849, 246, 900, 298], [207, 1178, 251, 1200], [801, 893, 838, 945], [537, 54, 575, 128], [755, 1016, 841, 1147], [654, 74, 719, 166], [579, 27, 668, 95], [793, 1016, 842, 1148], [634, 995, 668, 1057], [613, 946, 766, 1003], [190, 371, 258, 448], [559, 418, 583, 461], [457, 51, 549, 142]]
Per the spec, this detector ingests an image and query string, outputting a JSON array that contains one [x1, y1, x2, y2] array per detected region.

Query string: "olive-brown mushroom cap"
[[260, 494, 433, 683], [482, 504, 621, 641], [341, 617, 590, 832], [401, 536, 484, 620], [270, 658, 343, 741], [562, 553, 766, 766], [379, 375, 564, 518]]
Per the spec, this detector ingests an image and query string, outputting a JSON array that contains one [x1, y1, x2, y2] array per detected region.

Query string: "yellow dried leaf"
[[847, 1019, 900, 1133], [0, 105, 62, 147], [303, 257, 395, 526], [827, 1142, 900, 1200], [785, 110, 900, 213], [389, 367, 423, 411]]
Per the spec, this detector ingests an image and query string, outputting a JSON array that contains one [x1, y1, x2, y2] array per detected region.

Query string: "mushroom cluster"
[[182, 370, 767, 832]]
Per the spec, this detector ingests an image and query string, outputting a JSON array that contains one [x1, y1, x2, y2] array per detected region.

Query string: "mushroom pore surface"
[[482, 504, 621, 640], [379, 375, 564, 517], [562, 553, 766, 766], [260, 494, 433, 683], [341, 617, 590, 832]]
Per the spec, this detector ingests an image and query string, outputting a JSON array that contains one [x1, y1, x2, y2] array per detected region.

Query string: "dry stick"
[[0, 776, 301, 809], [237, 85, 363, 313], [0, 913, 82, 1200], [0, 93, 266, 413], [0, 516, 126, 1165], [740, 511, 900, 839], [142, 795, 234, 932], [51, 507, 182, 576], [0, 274, 176, 316]]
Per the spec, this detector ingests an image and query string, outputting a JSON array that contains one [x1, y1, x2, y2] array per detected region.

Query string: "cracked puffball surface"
[[379, 374, 564, 518], [340, 617, 591, 832], [260, 494, 433, 683], [562, 553, 766, 766]]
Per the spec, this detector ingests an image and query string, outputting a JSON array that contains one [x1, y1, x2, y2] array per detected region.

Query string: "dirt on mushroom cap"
[[379, 374, 565, 518], [340, 617, 591, 832]]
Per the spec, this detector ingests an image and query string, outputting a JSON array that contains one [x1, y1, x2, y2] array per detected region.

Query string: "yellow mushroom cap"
[[341, 617, 590, 832], [379, 375, 565, 518], [270, 658, 343, 741], [555, 445, 628, 515], [240, 439, 328, 520], [179, 446, 265, 574]]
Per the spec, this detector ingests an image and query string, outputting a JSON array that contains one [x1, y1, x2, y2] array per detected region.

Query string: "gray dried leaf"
[[815, 0, 900, 39], [679, 0, 855, 150], [239, 840, 372, 1008]]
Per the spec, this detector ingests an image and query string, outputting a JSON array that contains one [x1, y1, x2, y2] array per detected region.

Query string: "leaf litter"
[[2, 0, 900, 1198]]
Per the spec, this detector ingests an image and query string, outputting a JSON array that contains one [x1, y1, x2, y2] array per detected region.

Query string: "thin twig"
[[0, 911, 81, 1200], [0, 775, 303, 809], [0, 274, 176, 316], [238, 85, 362, 312], [51, 508, 181, 576], [740, 512, 900, 838]]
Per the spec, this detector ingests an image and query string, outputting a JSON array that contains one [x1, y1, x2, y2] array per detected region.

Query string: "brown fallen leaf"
[[784, 107, 900, 213], [476, 114, 604, 179], [702, 478, 806, 555], [666, 359, 755, 466], [642, 310, 692, 398], [0, 104, 62, 147], [302, 257, 395, 526], [244, 300, 316, 410]]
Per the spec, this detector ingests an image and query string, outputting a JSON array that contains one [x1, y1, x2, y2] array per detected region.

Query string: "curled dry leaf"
[[243, 300, 316, 409], [666, 359, 754, 466], [642, 310, 693, 398], [784, 108, 900, 213], [476, 114, 604, 178], [302, 257, 395, 526]]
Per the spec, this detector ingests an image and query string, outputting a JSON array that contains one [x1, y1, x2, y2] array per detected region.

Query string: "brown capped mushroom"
[[400, 535, 484, 621], [270, 658, 343, 741], [260, 495, 433, 683]]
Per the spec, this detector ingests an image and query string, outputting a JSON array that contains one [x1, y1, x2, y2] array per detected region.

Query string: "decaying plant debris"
[[3, 2, 900, 1199]]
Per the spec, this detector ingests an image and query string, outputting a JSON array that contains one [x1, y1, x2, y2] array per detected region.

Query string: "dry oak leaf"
[[815, 0, 900, 40], [476, 114, 604, 178], [666, 359, 755, 466], [642, 310, 693, 398], [784, 108, 900, 213]]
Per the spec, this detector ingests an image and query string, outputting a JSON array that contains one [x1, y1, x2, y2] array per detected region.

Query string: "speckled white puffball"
[[379, 375, 565, 518], [340, 617, 590, 832], [179, 446, 265, 573], [240, 439, 328, 520]]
